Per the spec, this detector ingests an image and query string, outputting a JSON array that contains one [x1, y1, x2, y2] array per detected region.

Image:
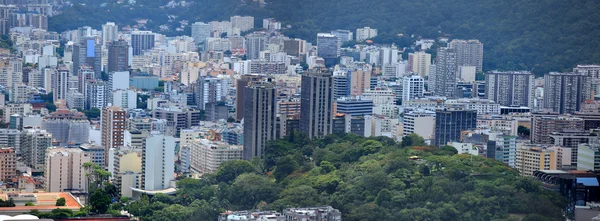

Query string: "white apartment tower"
[[402, 75, 425, 101], [356, 27, 378, 42], [141, 132, 175, 191]]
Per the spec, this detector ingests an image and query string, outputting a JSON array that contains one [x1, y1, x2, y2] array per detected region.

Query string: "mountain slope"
[[50, 0, 600, 75]]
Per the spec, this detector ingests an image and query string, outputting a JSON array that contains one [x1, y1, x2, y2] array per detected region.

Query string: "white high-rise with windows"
[[191, 22, 211, 44], [141, 132, 175, 191], [230, 16, 254, 32], [402, 75, 425, 101], [102, 22, 118, 45], [356, 27, 378, 41]]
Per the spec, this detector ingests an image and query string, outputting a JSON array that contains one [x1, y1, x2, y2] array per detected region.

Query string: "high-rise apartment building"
[[485, 71, 535, 108], [101, 106, 126, 167], [53, 65, 69, 101], [77, 65, 95, 94], [152, 108, 201, 136], [246, 33, 266, 60], [191, 22, 211, 45], [195, 76, 226, 110], [349, 70, 371, 96], [317, 33, 340, 67], [448, 39, 484, 72], [41, 108, 90, 146], [131, 31, 155, 56], [85, 80, 107, 110], [21, 128, 52, 171], [107, 39, 129, 73], [431, 47, 457, 98], [243, 81, 277, 160], [300, 70, 334, 139], [332, 73, 349, 100], [141, 132, 175, 191], [44, 147, 90, 192], [230, 15, 254, 32], [543, 72, 588, 114], [531, 113, 585, 144], [102, 22, 118, 45], [235, 75, 263, 121], [408, 51, 431, 77], [331, 29, 353, 43], [402, 75, 425, 101], [355, 27, 377, 42], [434, 108, 477, 146]]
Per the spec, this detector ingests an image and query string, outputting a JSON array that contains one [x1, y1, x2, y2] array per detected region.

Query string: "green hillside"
[[51, 0, 600, 75], [125, 133, 566, 221]]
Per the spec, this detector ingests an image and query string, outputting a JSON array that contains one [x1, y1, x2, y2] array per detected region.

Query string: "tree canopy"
[[125, 133, 567, 221]]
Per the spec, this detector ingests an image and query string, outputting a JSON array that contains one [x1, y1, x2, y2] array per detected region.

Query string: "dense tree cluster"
[[53, 0, 600, 75], [125, 132, 566, 221]]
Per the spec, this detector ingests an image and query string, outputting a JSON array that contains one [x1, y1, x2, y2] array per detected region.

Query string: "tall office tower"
[[355, 27, 378, 42], [72, 36, 102, 77], [333, 73, 349, 100], [485, 71, 535, 108], [230, 15, 254, 32], [317, 33, 340, 67], [573, 65, 600, 99], [408, 51, 431, 77], [52, 65, 69, 101], [101, 106, 126, 167], [235, 75, 263, 121], [242, 81, 277, 160], [131, 31, 155, 56], [431, 47, 457, 98], [195, 76, 226, 110], [331, 29, 353, 43], [300, 70, 334, 139], [191, 22, 211, 45], [44, 147, 90, 192], [434, 108, 477, 147], [448, 39, 484, 72], [350, 70, 371, 96], [85, 80, 107, 110], [42, 109, 90, 146], [141, 132, 175, 191], [402, 75, 425, 101], [21, 128, 52, 171], [543, 72, 588, 114], [102, 22, 118, 45], [77, 65, 94, 93], [107, 39, 129, 73], [246, 33, 266, 60]]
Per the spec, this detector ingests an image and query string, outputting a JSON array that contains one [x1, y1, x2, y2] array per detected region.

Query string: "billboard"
[[87, 39, 95, 57]]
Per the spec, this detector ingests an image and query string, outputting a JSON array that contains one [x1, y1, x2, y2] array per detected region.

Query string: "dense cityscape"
[[0, 0, 595, 221]]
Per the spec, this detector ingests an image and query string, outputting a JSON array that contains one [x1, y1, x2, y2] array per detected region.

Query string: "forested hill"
[[125, 133, 567, 221], [51, 0, 600, 75]]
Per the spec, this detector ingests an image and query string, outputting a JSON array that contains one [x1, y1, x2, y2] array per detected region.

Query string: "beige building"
[[0, 147, 16, 182], [44, 147, 90, 192], [350, 70, 371, 96], [190, 138, 242, 173], [408, 51, 431, 77], [515, 145, 560, 176], [111, 148, 143, 197]]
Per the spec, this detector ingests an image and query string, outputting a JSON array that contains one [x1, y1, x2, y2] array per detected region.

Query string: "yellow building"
[[516, 147, 557, 176]]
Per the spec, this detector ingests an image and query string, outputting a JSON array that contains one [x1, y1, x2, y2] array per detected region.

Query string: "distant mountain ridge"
[[51, 0, 600, 75]]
